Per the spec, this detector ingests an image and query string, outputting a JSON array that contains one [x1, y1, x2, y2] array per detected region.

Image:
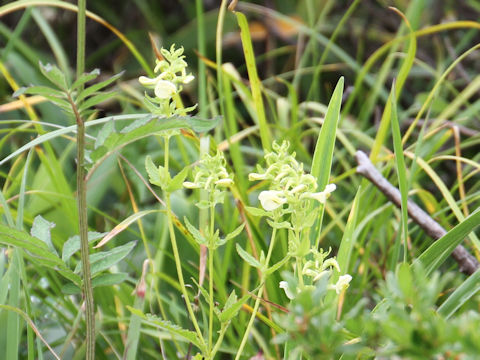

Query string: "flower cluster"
[[139, 44, 196, 117], [249, 141, 336, 230], [183, 151, 233, 208]]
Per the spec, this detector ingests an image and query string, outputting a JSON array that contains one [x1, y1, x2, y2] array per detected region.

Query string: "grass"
[[1, 1, 480, 359]]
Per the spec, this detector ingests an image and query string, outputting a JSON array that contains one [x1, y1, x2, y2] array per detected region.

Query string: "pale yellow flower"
[[258, 190, 287, 211]]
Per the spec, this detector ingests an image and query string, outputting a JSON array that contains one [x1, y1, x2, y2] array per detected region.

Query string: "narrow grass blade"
[[336, 186, 361, 276], [311, 77, 344, 247], [235, 11, 271, 151], [416, 209, 480, 276], [438, 269, 480, 319], [389, 82, 409, 268], [370, 8, 416, 161]]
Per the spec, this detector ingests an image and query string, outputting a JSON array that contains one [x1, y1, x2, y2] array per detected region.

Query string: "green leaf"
[[166, 166, 189, 192], [218, 292, 249, 323], [310, 77, 344, 246], [62, 231, 107, 262], [62, 273, 129, 295], [76, 70, 124, 102], [235, 11, 271, 150], [94, 120, 115, 149], [336, 187, 361, 276], [184, 115, 221, 133], [236, 243, 262, 269], [217, 223, 245, 247], [78, 91, 118, 112], [71, 68, 100, 91], [265, 254, 291, 276], [438, 269, 480, 319], [39, 61, 68, 90], [184, 217, 207, 246], [416, 209, 480, 276], [266, 219, 292, 230], [127, 308, 205, 351], [0, 224, 81, 285], [13, 85, 65, 99], [30, 215, 57, 255], [75, 241, 137, 276], [389, 81, 409, 269], [244, 206, 268, 218], [145, 156, 161, 186]]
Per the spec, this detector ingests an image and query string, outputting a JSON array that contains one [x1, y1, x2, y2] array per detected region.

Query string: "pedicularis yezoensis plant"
[[139, 47, 352, 359]]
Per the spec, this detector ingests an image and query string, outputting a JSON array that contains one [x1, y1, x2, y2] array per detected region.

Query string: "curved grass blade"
[[416, 209, 480, 276], [389, 81, 409, 268], [234, 11, 271, 151], [438, 268, 480, 319]]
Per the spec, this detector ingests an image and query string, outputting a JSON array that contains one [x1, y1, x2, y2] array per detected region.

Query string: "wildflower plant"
[[139, 44, 196, 117], [143, 48, 244, 359], [236, 140, 351, 359]]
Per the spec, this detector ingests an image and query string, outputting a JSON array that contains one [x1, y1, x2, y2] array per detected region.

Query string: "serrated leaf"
[[62, 231, 107, 262], [76, 70, 124, 102], [30, 215, 57, 255], [185, 115, 221, 133], [217, 223, 245, 247], [236, 243, 262, 269], [218, 293, 249, 323], [244, 206, 268, 218], [71, 68, 100, 91], [266, 219, 292, 230], [0, 224, 81, 285], [13, 85, 65, 99], [95, 120, 115, 149], [145, 156, 162, 187], [184, 217, 207, 246], [120, 117, 151, 133], [39, 62, 68, 90], [127, 308, 205, 351], [75, 241, 137, 276], [265, 255, 291, 276], [166, 166, 189, 192], [62, 273, 129, 295], [78, 91, 117, 112]]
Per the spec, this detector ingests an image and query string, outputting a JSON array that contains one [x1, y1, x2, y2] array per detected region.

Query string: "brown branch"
[[355, 150, 479, 275]]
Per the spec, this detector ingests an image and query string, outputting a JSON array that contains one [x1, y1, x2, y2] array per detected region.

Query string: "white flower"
[[279, 281, 295, 300], [154, 80, 177, 99], [303, 183, 336, 203], [183, 74, 195, 84], [183, 181, 200, 189], [258, 190, 287, 211], [215, 178, 234, 186], [330, 274, 352, 294], [248, 172, 267, 181]]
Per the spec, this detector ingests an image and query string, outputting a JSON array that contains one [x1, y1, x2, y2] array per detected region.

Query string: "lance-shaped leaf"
[[236, 243, 262, 269]]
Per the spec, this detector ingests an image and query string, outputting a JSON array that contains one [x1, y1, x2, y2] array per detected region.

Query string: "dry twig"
[[355, 150, 479, 275]]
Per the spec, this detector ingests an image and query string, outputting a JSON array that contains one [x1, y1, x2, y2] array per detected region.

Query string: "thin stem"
[[75, 1, 94, 357], [72, 100, 95, 360], [235, 228, 277, 360], [208, 202, 215, 354], [211, 323, 228, 359], [166, 195, 206, 350], [163, 137, 206, 352]]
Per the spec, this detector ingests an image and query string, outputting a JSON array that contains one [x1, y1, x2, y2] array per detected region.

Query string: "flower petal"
[[258, 190, 287, 211], [154, 80, 177, 99]]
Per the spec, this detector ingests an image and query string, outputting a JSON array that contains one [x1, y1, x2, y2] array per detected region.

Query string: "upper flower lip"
[[258, 190, 287, 211]]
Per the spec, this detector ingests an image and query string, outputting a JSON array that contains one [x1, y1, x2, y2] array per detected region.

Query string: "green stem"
[[76, 116, 95, 359], [235, 228, 277, 360], [211, 323, 228, 359], [75, 0, 94, 356], [208, 202, 215, 355], [163, 137, 206, 353]]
